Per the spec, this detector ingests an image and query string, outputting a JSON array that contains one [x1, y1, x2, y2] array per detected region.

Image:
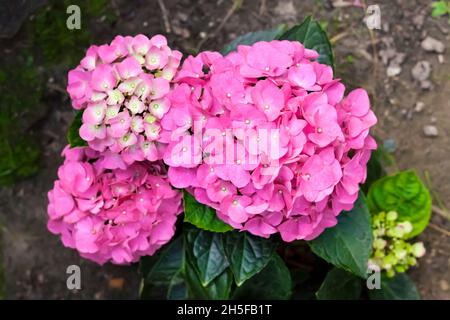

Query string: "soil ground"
[[0, 0, 449, 299]]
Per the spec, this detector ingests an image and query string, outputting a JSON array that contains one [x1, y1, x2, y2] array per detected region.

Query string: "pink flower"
[[67, 34, 182, 164], [116, 57, 142, 79], [251, 80, 285, 121], [47, 146, 183, 265], [63, 37, 377, 246], [162, 40, 376, 241], [239, 41, 293, 77], [91, 64, 117, 92]]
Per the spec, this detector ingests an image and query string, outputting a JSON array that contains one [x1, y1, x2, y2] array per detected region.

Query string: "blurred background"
[[0, 0, 449, 299]]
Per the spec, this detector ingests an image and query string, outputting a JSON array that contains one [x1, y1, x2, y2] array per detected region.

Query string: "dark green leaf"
[[185, 263, 233, 300], [367, 170, 432, 238], [221, 24, 287, 55], [316, 268, 363, 300], [232, 254, 292, 300], [368, 273, 420, 300], [184, 228, 229, 286], [140, 237, 188, 300], [309, 192, 372, 278], [67, 110, 87, 148], [184, 192, 233, 233], [278, 16, 334, 68], [223, 231, 277, 286]]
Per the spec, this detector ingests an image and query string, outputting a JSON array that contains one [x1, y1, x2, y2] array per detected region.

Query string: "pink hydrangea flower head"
[[47, 146, 183, 265], [66, 34, 182, 164], [163, 40, 377, 242]]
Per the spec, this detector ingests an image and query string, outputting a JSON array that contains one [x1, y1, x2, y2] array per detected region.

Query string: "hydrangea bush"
[[49, 17, 432, 300]]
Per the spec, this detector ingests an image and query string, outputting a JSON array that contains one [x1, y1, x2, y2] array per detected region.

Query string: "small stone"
[[387, 65, 402, 77], [420, 80, 432, 90], [173, 26, 190, 38], [413, 14, 425, 29], [177, 12, 188, 22], [199, 31, 207, 39], [383, 139, 397, 152], [430, 116, 437, 123], [440, 279, 449, 291], [421, 36, 445, 53], [423, 125, 439, 137], [414, 101, 425, 112], [438, 54, 444, 64], [411, 61, 431, 82], [142, 21, 148, 27]]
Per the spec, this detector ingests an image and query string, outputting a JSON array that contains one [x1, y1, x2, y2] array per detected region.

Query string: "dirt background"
[[0, 0, 449, 299]]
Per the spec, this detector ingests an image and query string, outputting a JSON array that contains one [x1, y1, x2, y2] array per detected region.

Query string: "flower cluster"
[[52, 37, 377, 264], [369, 211, 426, 277], [47, 146, 182, 264], [163, 40, 377, 241], [67, 34, 182, 164]]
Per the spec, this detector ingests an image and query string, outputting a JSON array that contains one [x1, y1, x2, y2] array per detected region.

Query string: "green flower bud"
[[386, 211, 398, 221], [386, 269, 396, 278], [374, 238, 387, 250], [407, 257, 417, 266], [411, 242, 426, 258], [382, 254, 397, 269], [395, 265, 406, 273], [394, 248, 407, 260]]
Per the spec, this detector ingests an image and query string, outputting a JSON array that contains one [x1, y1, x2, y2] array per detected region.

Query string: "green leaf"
[[185, 262, 233, 300], [184, 228, 229, 286], [278, 16, 334, 68], [316, 268, 363, 300], [368, 273, 420, 300], [223, 231, 277, 286], [232, 254, 292, 300], [67, 110, 87, 148], [367, 170, 432, 238], [140, 237, 188, 300], [309, 192, 372, 278], [431, 1, 449, 17], [184, 192, 233, 233], [221, 24, 287, 55]]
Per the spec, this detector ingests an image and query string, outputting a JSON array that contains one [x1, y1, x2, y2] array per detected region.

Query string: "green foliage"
[[367, 170, 432, 238], [185, 228, 229, 286], [0, 59, 42, 185], [232, 255, 292, 300], [140, 227, 286, 299], [31, 0, 115, 66], [140, 237, 188, 300], [183, 192, 233, 232], [316, 268, 362, 300], [278, 16, 334, 69], [368, 273, 420, 300], [67, 110, 87, 147], [432, 1, 450, 20], [221, 25, 287, 55], [309, 192, 373, 278], [223, 231, 277, 286]]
